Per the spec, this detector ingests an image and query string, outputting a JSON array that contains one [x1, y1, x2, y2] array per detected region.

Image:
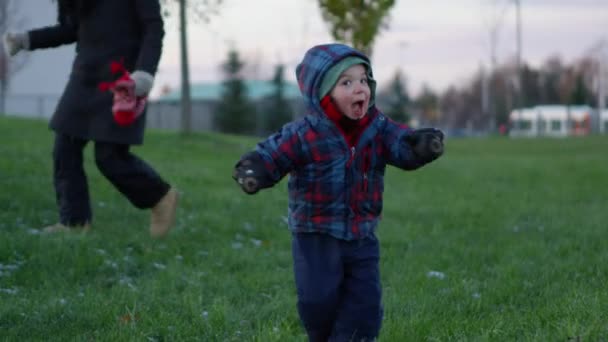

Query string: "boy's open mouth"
[[352, 100, 366, 117]]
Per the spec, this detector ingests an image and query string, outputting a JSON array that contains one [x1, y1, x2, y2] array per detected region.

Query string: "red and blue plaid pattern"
[[255, 44, 427, 240]]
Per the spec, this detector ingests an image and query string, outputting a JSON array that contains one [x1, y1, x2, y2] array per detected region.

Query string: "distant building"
[[601, 109, 608, 134], [147, 80, 305, 134], [508, 105, 602, 137]]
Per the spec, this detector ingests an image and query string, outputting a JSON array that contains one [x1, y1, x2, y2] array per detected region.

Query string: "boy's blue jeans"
[[292, 232, 383, 342]]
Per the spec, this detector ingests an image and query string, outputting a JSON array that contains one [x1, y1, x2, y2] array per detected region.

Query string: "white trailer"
[[509, 105, 593, 137]]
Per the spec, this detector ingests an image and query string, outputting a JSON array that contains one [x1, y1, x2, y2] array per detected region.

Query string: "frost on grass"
[[427, 270, 446, 280], [152, 262, 166, 270], [104, 260, 119, 270], [0, 287, 19, 295], [119, 276, 138, 291], [0, 260, 25, 277], [243, 222, 255, 231]]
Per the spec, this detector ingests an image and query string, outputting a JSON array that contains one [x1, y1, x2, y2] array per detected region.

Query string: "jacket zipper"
[[346, 146, 355, 167]]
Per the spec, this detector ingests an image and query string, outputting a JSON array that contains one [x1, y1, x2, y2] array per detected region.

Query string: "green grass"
[[1, 115, 607, 341]]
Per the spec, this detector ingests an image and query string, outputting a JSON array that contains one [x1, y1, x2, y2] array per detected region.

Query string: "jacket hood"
[[295, 43, 376, 115]]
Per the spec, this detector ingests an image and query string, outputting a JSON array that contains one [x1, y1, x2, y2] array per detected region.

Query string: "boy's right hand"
[[405, 128, 444, 162], [232, 152, 273, 194]]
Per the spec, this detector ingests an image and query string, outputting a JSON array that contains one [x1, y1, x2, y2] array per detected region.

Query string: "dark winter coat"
[[28, 0, 164, 144], [253, 44, 431, 241]]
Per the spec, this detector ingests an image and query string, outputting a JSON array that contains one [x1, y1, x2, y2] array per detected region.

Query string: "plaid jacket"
[[254, 44, 430, 240]]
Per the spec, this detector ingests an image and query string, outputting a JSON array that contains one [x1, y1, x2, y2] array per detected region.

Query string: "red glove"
[[99, 61, 147, 126]]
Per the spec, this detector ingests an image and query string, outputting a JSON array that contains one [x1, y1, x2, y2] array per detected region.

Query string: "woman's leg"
[[93, 141, 169, 209], [52, 133, 92, 226], [94, 141, 177, 237]]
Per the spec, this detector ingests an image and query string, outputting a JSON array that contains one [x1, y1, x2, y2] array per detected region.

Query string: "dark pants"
[[53, 133, 170, 226], [292, 232, 383, 342]]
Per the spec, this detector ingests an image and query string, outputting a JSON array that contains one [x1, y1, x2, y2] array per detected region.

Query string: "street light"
[[597, 39, 607, 134], [512, 0, 524, 132]]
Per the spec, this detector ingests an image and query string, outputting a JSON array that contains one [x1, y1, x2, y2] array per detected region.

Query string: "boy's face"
[[329, 64, 371, 120]]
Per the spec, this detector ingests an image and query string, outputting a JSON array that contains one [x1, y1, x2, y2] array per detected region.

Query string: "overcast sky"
[[8, 0, 608, 99]]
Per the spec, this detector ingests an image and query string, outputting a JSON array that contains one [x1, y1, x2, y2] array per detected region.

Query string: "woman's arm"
[[27, 5, 78, 50], [133, 0, 165, 75]]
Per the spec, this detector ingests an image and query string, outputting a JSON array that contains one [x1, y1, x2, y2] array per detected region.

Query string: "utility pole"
[[488, 22, 499, 132], [599, 39, 606, 134], [179, 0, 192, 135], [480, 63, 496, 133], [398, 40, 408, 70], [514, 0, 522, 80], [514, 0, 524, 132], [485, 0, 509, 133], [0, 0, 9, 115]]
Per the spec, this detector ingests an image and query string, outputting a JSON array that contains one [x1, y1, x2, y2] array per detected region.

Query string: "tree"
[[520, 64, 541, 108], [263, 64, 293, 134], [414, 85, 440, 125], [317, 0, 396, 57], [159, 0, 222, 134], [383, 69, 410, 124], [539, 56, 565, 104], [215, 49, 256, 135], [0, 0, 28, 115], [570, 74, 591, 105]]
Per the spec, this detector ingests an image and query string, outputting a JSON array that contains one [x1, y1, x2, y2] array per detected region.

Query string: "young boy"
[[233, 43, 444, 341]]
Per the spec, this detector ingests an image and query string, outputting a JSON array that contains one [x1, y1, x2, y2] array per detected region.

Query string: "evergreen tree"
[[520, 64, 542, 107], [415, 85, 440, 125], [263, 64, 293, 134], [384, 70, 411, 124], [539, 56, 564, 104], [570, 74, 591, 105], [215, 49, 256, 134]]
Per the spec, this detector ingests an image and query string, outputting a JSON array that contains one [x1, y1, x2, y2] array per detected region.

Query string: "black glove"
[[232, 152, 273, 194], [404, 128, 444, 162]]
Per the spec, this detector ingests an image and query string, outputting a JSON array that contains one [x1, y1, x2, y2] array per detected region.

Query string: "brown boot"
[[42, 222, 91, 233], [150, 188, 178, 238]]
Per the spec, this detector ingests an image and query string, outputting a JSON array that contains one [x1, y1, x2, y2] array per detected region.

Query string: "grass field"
[[0, 115, 607, 341]]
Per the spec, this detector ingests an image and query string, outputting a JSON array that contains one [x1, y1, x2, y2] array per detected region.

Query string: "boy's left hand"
[[405, 128, 444, 162]]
